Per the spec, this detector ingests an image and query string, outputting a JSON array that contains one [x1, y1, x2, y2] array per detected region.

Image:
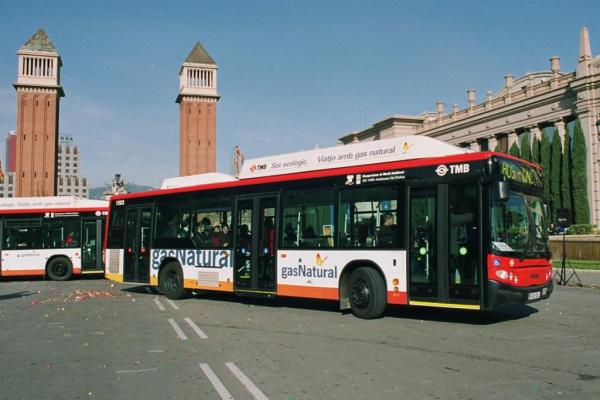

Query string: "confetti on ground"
[[67, 290, 117, 302]]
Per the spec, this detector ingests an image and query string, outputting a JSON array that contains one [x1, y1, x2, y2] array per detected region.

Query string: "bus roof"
[[159, 135, 472, 190], [118, 136, 540, 202], [0, 196, 108, 213], [238, 135, 471, 179]]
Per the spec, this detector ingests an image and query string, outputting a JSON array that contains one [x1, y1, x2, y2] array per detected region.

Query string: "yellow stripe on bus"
[[409, 301, 481, 310]]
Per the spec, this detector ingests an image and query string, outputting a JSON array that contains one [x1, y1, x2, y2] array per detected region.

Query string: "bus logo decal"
[[151, 249, 232, 270], [280, 257, 338, 280], [435, 165, 449, 176]]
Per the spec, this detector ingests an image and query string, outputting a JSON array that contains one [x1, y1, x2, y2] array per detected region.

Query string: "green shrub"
[[568, 224, 595, 235]]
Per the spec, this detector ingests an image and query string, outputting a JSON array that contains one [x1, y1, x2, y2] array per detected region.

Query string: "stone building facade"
[[0, 172, 16, 198], [13, 29, 64, 197], [339, 27, 600, 227], [56, 135, 89, 198], [176, 42, 219, 176]]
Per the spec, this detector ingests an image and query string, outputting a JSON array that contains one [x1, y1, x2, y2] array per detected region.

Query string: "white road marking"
[[199, 363, 234, 400], [116, 368, 158, 374], [225, 362, 269, 400], [166, 298, 180, 310], [168, 318, 188, 340], [148, 350, 164, 353], [154, 299, 166, 311], [184, 317, 208, 339]]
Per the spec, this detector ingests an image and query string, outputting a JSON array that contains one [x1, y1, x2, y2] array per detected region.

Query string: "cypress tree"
[[560, 127, 572, 222], [572, 120, 590, 224], [550, 129, 562, 220], [540, 131, 551, 213], [520, 133, 531, 162], [509, 142, 520, 157], [531, 135, 540, 164]]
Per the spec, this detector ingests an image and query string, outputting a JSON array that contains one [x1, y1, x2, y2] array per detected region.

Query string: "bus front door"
[[408, 184, 481, 308], [234, 195, 278, 293], [123, 207, 152, 283], [81, 219, 103, 272]]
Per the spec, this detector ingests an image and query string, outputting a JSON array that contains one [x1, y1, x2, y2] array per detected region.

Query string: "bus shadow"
[[119, 285, 340, 313], [120, 285, 157, 295], [118, 284, 537, 324], [386, 304, 539, 325], [0, 291, 32, 301]]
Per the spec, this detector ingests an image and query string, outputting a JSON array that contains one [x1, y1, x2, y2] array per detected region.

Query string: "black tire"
[[349, 267, 386, 319], [159, 262, 189, 300], [46, 256, 73, 281]]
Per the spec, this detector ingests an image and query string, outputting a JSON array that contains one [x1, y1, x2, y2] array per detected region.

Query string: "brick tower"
[[176, 42, 219, 176], [14, 29, 64, 196]]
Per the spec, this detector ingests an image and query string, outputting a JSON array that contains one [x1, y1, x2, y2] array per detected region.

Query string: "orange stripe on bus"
[[1, 269, 45, 277], [277, 284, 339, 300], [184, 279, 234, 292]]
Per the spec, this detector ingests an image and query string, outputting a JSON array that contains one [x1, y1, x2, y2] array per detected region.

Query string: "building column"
[[576, 112, 600, 227], [507, 130, 518, 149], [554, 119, 567, 148], [488, 135, 498, 152], [530, 125, 542, 144]]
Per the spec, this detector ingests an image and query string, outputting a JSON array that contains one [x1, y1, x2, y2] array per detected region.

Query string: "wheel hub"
[[351, 279, 370, 308]]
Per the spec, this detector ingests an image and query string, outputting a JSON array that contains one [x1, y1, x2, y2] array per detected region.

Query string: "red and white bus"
[[105, 136, 553, 318], [0, 196, 108, 280]]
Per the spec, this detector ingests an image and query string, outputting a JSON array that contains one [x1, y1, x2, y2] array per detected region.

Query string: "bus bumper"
[[486, 280, 553, 309]]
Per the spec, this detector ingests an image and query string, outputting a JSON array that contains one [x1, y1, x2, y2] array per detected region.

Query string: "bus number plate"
[[528, 291, 541, 301]]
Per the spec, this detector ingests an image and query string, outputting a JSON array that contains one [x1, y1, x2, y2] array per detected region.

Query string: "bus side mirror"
[[497, 181, 510, 201]]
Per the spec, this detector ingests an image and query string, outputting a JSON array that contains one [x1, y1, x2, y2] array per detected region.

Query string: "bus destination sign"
[[498, 159, 542, 188], [345, 170, 405, 186]]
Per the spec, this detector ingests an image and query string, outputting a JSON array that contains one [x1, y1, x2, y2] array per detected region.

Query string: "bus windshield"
[[490, 190, 548, 256]]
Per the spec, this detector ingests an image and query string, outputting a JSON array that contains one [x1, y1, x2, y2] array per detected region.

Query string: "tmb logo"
[[436, 163, 470, 176], [249, 164, 267, 173]]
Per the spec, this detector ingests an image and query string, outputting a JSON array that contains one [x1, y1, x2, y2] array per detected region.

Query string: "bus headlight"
[[495, 270, 509, 280]]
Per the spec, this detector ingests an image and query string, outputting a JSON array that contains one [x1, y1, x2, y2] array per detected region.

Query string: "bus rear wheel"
[[349, 267, 386, 319], [47, 257, 73, 281], [159, 262, 189, 300]]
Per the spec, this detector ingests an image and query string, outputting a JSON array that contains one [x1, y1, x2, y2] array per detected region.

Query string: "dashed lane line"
[[166, 298, 180, 310], [154, 298, 166, 311], [184, 317, 208, 339], [168, 318, 188, 340], [225, 362, 269, 400], [199, 363, 234, 400]]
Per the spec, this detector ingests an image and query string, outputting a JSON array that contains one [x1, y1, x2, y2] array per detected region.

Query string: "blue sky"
[[0, 0, 599, 188]]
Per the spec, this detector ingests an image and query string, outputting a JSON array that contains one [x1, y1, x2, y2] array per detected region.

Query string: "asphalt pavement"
[[0, 278, 599, 400]]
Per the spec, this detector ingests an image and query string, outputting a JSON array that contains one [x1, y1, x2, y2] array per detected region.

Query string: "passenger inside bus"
[[195, 217, 213, 247], [377, 213, 397, 247], [284, 223, 296, 245]]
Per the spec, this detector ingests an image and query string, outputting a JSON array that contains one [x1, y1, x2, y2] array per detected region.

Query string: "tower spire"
[[579, 26, 592, 63]]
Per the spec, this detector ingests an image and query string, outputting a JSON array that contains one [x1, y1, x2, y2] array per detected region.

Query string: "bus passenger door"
[[408, 184, 480, 308], [81, 218, 104, 272], [234, 195, 278, 293], [123, 207, 152, 283]]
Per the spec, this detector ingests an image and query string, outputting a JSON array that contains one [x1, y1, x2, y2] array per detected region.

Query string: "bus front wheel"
[[349, 267, 386, 319], [46, 257, 73, 281], [159, 262, 189, 300]]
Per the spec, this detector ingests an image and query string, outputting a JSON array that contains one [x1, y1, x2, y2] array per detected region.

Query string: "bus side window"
[[282, 189, 335, 249], [339, 185, 399, 248]]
